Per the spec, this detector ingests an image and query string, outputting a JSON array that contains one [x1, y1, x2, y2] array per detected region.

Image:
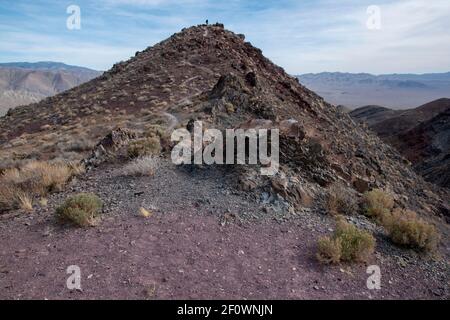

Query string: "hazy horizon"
[[1, 60, 450, 77]]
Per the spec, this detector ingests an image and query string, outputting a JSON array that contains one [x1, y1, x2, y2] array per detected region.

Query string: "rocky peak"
[[0, 24, 448, 220]]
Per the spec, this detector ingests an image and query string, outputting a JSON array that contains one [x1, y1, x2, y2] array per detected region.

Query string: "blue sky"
[[0, 0, 449, 74]]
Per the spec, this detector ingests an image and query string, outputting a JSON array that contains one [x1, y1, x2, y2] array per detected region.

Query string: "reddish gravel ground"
[[0, 162, 448, 300]]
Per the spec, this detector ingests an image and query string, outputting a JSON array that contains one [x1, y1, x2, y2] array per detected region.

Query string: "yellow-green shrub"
[[127, 137, 161, 158], [335, 217, 376, 262], [56, 193, 103, 227], [381, 209, 439, 252], [363, 189, 394, 219], [317, 216, 375, 264], [316, 237, 342, 264], [144, 125, 166, 139]]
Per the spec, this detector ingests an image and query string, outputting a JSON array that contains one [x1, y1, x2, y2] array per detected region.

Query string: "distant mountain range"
[[297, 72, 450, 109], [0, 61, 100, 73], [350, 98, 450, 188], [0, 62, 101, 116]]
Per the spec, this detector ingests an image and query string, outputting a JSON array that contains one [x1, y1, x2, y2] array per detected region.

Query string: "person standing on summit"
[[206, 19, 208, 25]]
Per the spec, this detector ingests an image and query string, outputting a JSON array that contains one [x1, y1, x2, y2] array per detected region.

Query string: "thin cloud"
[[0, 0, 448, 73]]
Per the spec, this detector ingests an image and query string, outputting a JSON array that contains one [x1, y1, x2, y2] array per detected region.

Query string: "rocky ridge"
[[0, 24, 448, 220]]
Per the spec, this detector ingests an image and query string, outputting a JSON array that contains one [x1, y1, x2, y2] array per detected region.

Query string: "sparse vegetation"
[[225, 102, 235, 113], [39, 197, 48, 207], [144, 124, 166, 139], [363, 189, 394, 220], [145, 124, 170, 150], [381, 209, 439, 252], [17, 192, 33, 211], [127, 137, 161, 158], [64, 137, 95, 152], [123, 156, 160, 176], [335, 217, 375, 262], [317, 237, 342, 264], [56, 193, 103, 227], [326, 183, 358, 215], [0, 161, 83, 212], [317, 216, 375, 264], [361, 189, 439, 252], [67, 161, 86, 176]]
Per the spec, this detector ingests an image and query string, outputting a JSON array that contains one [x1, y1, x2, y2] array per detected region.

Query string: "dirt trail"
[[0, 161, 448, 299]]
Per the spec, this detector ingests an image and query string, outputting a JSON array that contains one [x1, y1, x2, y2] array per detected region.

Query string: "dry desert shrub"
[[326, 183, 358, 215], [381, 209, 439, 252], [56, 193, 103, 227], [123, 156, 160, 176], [17, 192, 33, 211], [145, 124, 170, 148], [224, 102, 235, 114], [127, 137, 161, 158], [63, 137, 96, 153], [316, 237, 342, 264], [0, 161, 84, 212], [144, 124, 167, 139], [335, 217, 375, 262], [0, 184, 17, 211], [67, 161, 86, 176], [363, 189, 394, 219], [0, 157, 31, 172], [39, 197, 48, 207], [317, 216, 375, 264]]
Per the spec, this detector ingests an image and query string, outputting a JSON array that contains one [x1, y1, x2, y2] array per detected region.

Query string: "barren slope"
[[350, 99, 450, 188], [0, 64, 101, 116]]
